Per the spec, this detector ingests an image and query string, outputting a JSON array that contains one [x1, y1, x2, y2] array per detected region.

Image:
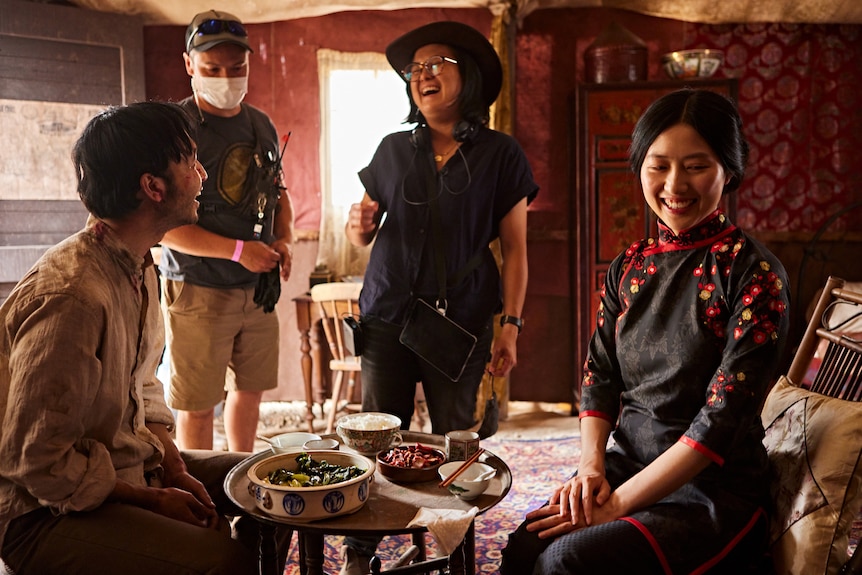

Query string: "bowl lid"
[[586, 21, 646, 52]]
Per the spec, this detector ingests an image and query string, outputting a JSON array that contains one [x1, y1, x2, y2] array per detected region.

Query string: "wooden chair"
[[761, 276, 862, 575], [788, 277, 862, 399], [310, 281, 363, 434]]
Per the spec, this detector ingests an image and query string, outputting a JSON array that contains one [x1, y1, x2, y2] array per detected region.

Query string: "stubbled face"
[[162, 148, 206, 228], [410, 43, 463, 125], [640, 123, 729, 235]]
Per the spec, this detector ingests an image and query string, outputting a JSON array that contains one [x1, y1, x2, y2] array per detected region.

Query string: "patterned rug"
[[282, 435, 582, 575]]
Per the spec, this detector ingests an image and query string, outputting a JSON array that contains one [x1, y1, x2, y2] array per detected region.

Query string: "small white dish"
[[438, 461, 495, 500], [304, 438, 340, 451], [259, 432, 321, 454]]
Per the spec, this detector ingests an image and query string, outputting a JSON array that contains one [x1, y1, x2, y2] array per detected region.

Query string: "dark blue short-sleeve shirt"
[[358, 127, 538, 333]]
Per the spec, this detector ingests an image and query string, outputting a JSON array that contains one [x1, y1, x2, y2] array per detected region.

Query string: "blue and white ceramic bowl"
[[247, 451, 375, 521]]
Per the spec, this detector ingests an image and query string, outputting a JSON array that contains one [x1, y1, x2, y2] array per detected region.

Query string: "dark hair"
[[629, 89, 748, 194], [405, 47, 490, 129], [72, 101, 196, 219]]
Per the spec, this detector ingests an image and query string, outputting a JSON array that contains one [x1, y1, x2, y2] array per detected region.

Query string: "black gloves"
[[254, 264, 281, 313]]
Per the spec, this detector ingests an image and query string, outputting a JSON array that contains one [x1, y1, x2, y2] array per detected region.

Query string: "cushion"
[[762, 375, 862, 575]]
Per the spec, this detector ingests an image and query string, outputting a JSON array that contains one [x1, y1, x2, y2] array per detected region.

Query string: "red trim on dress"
[[578, 410, 614, 423], [679, 435, 725, 466], [619, 517, 673, 575], [689, 507, 765, 575], [621, 507, 764, 575], [645, 226, 737, 256]]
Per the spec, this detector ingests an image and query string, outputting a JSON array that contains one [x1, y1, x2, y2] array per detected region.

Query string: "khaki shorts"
[[162, 279, 279, 411]]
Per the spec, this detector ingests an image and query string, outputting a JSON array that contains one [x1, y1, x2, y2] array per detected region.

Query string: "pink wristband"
[[230, 240, 244, 262]]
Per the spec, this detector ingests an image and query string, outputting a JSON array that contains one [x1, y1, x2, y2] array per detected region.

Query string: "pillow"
[[761, 376, 862, 575]]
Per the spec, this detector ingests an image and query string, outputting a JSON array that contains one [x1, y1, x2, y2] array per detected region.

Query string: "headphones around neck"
[[409, 121, 478, 150]]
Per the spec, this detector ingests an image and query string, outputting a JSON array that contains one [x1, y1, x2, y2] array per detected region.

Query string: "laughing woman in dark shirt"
[[345, 22, 538, 435], [341, 21, 538, 574]]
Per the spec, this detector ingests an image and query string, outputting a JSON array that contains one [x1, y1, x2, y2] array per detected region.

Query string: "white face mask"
[[191, 75, 248, 110]]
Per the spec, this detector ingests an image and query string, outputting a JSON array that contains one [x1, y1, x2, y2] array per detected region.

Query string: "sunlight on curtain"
[[317, 49, 408, 278]]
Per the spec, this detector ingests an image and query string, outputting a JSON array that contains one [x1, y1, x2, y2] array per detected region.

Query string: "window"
[[317, 49, 408, 277]]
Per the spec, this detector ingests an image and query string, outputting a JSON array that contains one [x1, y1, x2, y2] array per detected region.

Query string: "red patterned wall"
[[687, 23, 862, 233]]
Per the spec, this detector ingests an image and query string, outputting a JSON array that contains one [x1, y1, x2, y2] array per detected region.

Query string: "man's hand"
[[272, 241, 293, 281], [236, 240, 281, 273], [148, 485, 219, 528], [162, 467, 215, 510]]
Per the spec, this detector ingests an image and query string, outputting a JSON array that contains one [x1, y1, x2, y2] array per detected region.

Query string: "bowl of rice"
[[336, 412, 402, 455]]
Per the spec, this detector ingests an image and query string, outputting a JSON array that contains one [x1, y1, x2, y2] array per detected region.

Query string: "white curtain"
[[316, 48, 408, 278]]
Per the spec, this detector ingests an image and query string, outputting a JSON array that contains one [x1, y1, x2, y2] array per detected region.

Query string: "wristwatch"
[[499, 314, 523, 334]]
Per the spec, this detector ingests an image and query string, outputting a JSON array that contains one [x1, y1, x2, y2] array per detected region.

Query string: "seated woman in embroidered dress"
[[499, 88, 791, 575]]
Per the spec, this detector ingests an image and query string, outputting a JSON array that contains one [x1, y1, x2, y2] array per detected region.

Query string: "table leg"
[[298, 534, 307, 575], [258, 523, 279, 575], [300, 532, 325, 575], [447, 521, 475, 575], [411, 531, 426, 561], [464, 522, 475, 575]]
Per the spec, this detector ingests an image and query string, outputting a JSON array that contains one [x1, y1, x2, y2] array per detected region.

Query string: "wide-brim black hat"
[[385, 21, 502, 108]]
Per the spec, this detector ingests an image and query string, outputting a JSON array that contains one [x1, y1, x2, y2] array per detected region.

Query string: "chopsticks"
[[439, 447, 485, 488]]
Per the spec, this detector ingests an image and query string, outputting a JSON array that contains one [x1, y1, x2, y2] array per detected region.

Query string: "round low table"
[[224, 431, 512, 575]]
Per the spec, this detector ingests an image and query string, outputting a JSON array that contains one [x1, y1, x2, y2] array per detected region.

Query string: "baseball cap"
[[185, 10, 252, 53]]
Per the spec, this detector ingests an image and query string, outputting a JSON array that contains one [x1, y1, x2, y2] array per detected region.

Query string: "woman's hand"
[[488, 331, 517, 376], [523, 472, 614, 540], [524, 504, 580, 539], [553, 472, 611, 526], [346, 197, 380, 246]]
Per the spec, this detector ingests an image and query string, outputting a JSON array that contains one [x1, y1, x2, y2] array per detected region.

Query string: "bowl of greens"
[[247, 451, 375, 521]]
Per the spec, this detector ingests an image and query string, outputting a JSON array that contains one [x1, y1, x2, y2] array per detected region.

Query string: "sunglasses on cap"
[[188, 18, 248, 49]]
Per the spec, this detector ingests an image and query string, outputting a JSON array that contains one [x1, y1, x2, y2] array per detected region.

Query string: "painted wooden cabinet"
[[571, 79, 738, 404]]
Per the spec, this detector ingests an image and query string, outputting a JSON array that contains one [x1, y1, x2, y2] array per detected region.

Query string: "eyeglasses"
[[400, 56, 458, 83], [189, 19, 248, 49]]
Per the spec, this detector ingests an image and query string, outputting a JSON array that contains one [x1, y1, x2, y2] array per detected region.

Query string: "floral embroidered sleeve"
[[682, 240, 790, 462], [579, 246, 638, 424]]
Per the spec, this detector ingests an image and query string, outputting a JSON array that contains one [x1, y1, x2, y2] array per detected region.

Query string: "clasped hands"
[[149, 468, 219, 530], [524, 471, 616, 539]]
